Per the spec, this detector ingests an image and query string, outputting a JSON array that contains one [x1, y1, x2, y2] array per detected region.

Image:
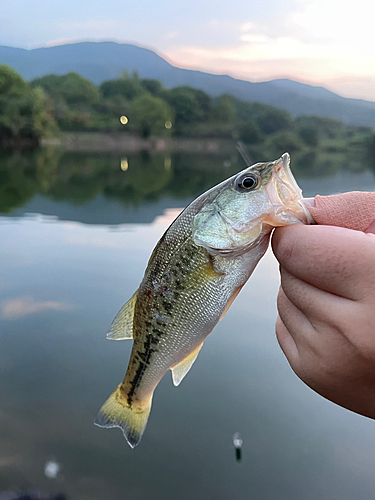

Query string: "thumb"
[[306, 192, 375, 233]]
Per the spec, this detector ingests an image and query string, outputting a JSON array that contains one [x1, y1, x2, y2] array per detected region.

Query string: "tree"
[[211, 95, 236, 123], [298, 126, 319, 147], [0, 64, 28, 97], [163, 87, 210, 134], [31, 72, 99, 108], [130, 94, 173, 138], [59, 73, 100, 107], [0, 65, 56, 148], [141, 79, 164, 96], [238, 120, 263, 144], [266, 130, 304, 152], [295, 115, 344, 140], [100, 76, 144, 101], [30, 74, 63, 97], [256, 107, 293, 135]]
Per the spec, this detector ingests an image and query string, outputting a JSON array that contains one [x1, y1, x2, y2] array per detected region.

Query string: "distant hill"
[[1, 41, 375, 128]]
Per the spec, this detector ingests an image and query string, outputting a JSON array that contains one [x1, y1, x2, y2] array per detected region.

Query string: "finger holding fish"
[[273, 193, 375, 419]]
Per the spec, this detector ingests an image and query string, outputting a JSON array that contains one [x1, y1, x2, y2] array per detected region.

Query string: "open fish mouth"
[[264, 153, 314, 226]]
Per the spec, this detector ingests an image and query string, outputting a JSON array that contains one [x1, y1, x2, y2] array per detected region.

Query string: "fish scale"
[[95, 153, 313, 448]]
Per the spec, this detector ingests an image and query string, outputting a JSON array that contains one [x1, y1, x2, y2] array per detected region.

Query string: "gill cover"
[[192, 153, 312, 255]]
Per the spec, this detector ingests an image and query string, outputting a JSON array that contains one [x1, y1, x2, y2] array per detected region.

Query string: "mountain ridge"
[[1, 41, 375, 128]]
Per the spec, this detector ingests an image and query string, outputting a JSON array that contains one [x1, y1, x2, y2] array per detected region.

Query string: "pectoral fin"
[[171, 342, 204, 386], [107, 290, 138, 340]]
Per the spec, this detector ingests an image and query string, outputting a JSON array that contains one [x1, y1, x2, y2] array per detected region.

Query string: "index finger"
[[272, 224, 375, 301]]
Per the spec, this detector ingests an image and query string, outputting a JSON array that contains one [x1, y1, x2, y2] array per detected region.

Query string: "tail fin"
[[94, 385, 152, 448]]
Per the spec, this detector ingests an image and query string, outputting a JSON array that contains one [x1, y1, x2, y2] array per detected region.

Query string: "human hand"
[[272, 191, 375, 418]]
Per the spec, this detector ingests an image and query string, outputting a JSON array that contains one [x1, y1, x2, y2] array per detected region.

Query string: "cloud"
[[163, 0, 375, 100], [1, 297, 76, 320], [324, 75, 375, 101]]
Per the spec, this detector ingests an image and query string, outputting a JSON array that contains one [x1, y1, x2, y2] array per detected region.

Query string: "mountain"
[[1, 41, 375, 128]]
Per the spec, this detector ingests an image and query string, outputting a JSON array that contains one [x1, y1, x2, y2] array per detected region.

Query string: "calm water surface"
[[1, 149, 375, 499]]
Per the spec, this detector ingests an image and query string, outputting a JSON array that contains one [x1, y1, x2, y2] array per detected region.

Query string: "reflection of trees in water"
[[292, 151, 344, 179], [292, 146, 375, 179], [251, 141, 375, 180], [1, 141, 374, 214], [104, 152, 173, 203], [365, 135, 375, 175], [0, 151, 43, 213], [0, 148, 240, 213]]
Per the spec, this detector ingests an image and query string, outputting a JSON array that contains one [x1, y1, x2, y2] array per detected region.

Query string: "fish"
[[95, 152, 313, 448]]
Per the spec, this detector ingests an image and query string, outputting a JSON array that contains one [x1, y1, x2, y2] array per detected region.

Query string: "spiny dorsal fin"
[[106, 290, 138, 340], [171, 342, 204, 386]]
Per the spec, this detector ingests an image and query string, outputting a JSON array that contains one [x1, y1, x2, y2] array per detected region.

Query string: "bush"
[[266, 130, 305, 152]]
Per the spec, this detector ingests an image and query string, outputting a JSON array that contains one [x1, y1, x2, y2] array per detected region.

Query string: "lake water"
[[1, 148, 375, 500]]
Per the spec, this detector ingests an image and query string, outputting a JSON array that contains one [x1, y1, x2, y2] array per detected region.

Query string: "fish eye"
[[235, 173, 260, 192]]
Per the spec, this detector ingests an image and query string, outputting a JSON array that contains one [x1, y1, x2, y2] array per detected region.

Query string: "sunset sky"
[[1, 0, 374, 101]]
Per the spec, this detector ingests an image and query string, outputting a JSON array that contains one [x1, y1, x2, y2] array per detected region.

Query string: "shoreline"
[[41, 132, 235, 154]]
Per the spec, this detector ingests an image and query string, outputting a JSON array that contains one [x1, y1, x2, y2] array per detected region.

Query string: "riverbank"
[[41, 132, 235, 153]]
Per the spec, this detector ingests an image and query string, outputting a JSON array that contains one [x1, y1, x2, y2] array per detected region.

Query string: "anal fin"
[[171, 342, 204, 386], [107, 289, 138, 340]]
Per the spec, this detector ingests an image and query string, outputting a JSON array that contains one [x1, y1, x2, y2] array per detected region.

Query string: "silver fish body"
[[95, 153, 313, 447]]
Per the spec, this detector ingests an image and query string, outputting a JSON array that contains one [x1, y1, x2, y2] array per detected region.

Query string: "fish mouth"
[[264, 153, 314, 226]]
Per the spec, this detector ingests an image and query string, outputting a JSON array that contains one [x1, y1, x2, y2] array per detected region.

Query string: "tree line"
[[0, 63, 374, 152]]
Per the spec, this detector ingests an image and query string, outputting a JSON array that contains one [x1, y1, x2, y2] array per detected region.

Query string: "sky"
[[1, 0, 375, 101]]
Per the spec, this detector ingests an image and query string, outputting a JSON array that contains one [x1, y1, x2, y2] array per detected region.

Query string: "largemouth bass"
[[95, 153, 313, 447]]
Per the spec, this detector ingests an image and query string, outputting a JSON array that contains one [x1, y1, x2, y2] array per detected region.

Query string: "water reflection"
[[1, 145, 375, 224], [233, 432, 243, 463]]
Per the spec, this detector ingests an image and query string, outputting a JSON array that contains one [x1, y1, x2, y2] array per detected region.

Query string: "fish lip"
[[267, 153, 314, 225]]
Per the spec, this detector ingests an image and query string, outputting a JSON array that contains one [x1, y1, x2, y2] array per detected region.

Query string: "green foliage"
[[0, 64, 28, 97], [234, 101, 293, 135], [0, 65, 57, 148], [100, 74, 144, 101], [295, 115, 344, 140], [256, 107, 293, 135], [163, 87, 210, 133], [265, 130, 305, 153], [2, 65, 374, 151], [365, 133, 375, 174], [298, 126, 319, 147], [60, 73, 100, 107], [31, 72, 100, 107], [129, 94, 173, 138], [193, 89, 211, 120], [141, 79, 164, 96], [30, 72, 101, 131], [211, 95, 236, 123], [238, 121, 263, 144], [31, 74, 63, 98]]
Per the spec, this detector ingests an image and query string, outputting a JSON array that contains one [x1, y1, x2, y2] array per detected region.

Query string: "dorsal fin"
[[171, 342, 204, 386], [106, 290, 138, 340]]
